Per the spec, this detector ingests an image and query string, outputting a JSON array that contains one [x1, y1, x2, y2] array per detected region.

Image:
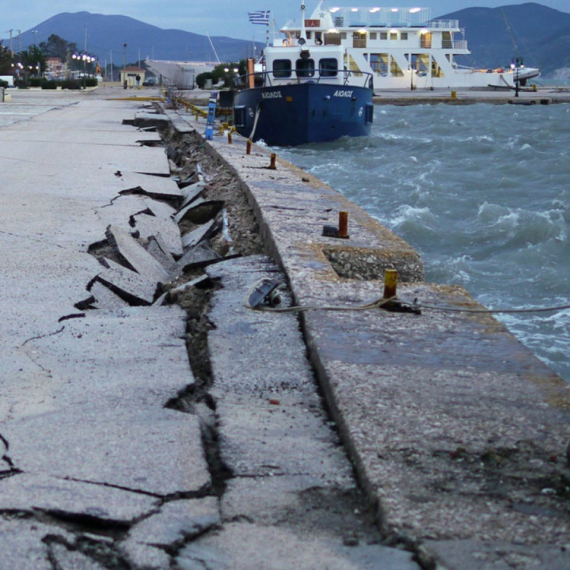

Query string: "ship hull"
[[233, 83, 374, 147]]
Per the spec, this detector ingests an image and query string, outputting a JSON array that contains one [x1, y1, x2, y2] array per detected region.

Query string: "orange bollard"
[[228, 131, 233, 144], [269, 153, 277, 170], [338, 211, 349, 239], [246, 139, 252, 155]]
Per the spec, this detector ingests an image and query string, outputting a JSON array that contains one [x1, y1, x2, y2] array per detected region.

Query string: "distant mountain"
[[3, 4, 570, 77], [1, 12, 262, 65], [440, 3, 570, 76]]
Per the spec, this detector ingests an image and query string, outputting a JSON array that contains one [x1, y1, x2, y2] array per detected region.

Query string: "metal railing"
[[235, 68, 374, 90]]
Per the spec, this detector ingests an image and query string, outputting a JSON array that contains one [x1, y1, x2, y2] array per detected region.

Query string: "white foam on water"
[[281, 103, 570, 381]]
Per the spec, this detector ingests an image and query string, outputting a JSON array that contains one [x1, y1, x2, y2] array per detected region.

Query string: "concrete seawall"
[[163, 105, 570, 568]]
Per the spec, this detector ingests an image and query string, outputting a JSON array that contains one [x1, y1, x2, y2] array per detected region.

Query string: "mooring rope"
[[244, 279, 570, 316]]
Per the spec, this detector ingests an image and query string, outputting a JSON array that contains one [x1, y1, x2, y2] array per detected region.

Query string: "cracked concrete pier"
[[2, 87, 570, 569], [0, 89, 420, 568]]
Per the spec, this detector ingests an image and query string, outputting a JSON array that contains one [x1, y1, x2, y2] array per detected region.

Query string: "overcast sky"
[[4, 0, 570, 42]]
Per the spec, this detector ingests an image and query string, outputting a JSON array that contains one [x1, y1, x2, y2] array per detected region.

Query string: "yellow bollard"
[[451, 90, 457, 100], [383, 269, 398, 299]]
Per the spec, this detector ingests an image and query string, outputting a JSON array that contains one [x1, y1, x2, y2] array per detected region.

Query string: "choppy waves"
[[281, 103, 570, 381]]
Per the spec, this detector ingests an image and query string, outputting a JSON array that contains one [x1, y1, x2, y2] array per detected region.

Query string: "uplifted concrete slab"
[[106, 225, 170, 283], [174, 198, 224, 225], [88, 281, 131, 310], [174, 242, 222, 274], [131, 212, 183, 257], [0, 473, 159, 524], [117, 172, 182, 201], [133, 111, 170, 129], [181, 218, 221, 249], [179, 181, 207, 209], [5, 407, 210, 497], [145, 234, 178, 271], [95, 257, 160, 305]]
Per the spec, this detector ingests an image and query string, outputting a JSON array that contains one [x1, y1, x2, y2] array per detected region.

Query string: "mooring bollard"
[[269, 153, 277, 170], [338, 211, 349, 239], [246, 139, 252, 155], [383, 269, 398, 299], [228, 131, 233, 144]]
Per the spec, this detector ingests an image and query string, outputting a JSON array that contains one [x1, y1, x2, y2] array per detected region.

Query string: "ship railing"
[[235, 69, 374, 90], [427, 19, 459, 29]]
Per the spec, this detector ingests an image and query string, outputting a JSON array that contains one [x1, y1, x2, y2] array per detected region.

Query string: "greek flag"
[[248, 10, 270, 25]]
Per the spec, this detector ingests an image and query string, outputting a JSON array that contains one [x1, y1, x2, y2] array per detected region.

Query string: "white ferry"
[[278, 1, 540, 91]]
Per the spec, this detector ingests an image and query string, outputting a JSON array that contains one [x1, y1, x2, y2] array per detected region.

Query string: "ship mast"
[[300, 3, 307, 44]]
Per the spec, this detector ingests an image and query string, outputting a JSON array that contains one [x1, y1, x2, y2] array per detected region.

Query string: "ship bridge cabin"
[[264, 44, 371, 88]]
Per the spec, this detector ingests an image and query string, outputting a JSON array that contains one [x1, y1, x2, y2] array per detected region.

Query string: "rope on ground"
[[400, 298, 570, 316], [244, 279, 570, 316]]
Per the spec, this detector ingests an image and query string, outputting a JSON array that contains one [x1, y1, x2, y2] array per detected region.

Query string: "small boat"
[[232, 3, 375, 146]]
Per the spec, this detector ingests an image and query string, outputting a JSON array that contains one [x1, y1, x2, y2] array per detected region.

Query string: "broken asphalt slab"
[[0, 473, 160, 524], [4, 407, 210, 496], [0, 93, 211, 567], [14, 306, 192, 411]]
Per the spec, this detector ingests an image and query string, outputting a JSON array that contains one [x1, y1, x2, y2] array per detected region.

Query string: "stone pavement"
[[0, 89, 420, 568]]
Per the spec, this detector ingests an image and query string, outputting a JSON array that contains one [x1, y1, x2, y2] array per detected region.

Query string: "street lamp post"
[[72, 52, 95, 89]]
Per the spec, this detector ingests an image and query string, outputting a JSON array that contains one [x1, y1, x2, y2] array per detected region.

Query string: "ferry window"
[[390, 32, 397, 40], [307, 31, 312, 39], [380, 32, 388, 40], [369, 33, 377, 40], [319, 58, 338, 77], [296, 58, 315, 78], [273, 59, 292, 78], [341, 32, 347, 39], [400, 32, 408, 40]]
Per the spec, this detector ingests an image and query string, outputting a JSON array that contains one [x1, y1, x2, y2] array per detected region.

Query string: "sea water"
[[280, 103, 570, 382]]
